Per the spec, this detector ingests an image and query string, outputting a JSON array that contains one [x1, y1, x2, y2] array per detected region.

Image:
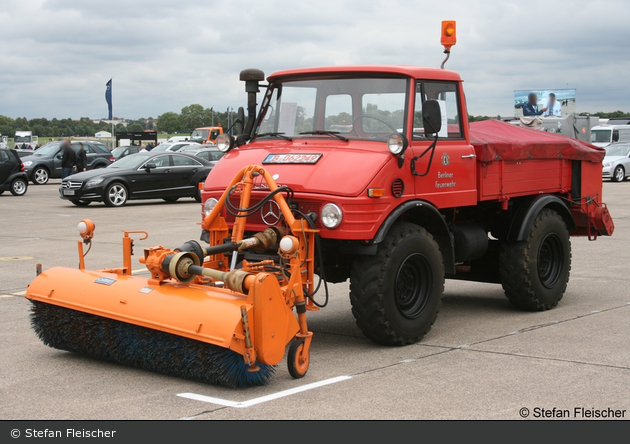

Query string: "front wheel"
[[104, 183, 128, 207], [10, 178, 28, 196], [350, 222, 444, 346], [32, 167, 49, 185], [612, 165, 625, 182], [162, 197, 179, 203], [499, 209, 571, 311], [287, 339, 309, 379]]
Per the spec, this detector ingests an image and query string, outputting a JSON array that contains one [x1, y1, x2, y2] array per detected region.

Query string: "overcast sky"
[[1, 0, 628, 120]]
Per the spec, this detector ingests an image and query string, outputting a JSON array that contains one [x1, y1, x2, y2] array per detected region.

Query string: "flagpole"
[[111, 78, 114, 149]]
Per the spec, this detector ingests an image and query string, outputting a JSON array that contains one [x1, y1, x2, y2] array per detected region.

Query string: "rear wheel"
[[70, 199, 91, 207], [32, 167, 49, 185], [350, 222, 444, 345], [499, 209, 571, 311], [104, 183, 128, 207], [10, 178, 27, 196], [612, 165, 625, 182]]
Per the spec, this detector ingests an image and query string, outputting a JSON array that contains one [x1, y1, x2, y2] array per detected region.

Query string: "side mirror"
[[144, 162, 156, 172], [56, 154, 63, 159], [422, 100, 442, 135], [236, 107, 245, 134]]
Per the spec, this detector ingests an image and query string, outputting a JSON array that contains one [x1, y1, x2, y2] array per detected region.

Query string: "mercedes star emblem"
[[261, 201, 282, 226]]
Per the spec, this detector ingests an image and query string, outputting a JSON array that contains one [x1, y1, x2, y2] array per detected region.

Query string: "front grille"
[[224, 196, 321, 227], [62, 180, 83, 190]]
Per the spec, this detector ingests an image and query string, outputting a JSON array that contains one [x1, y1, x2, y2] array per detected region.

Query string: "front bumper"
[[59, 180, 104, 201], [602, 165, 612, 178]]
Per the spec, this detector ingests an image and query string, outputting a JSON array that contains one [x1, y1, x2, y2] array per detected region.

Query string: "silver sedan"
[[602, 143, 630, 182]]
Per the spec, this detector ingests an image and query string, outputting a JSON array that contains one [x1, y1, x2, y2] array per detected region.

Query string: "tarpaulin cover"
[[469, 120, 605, 163]]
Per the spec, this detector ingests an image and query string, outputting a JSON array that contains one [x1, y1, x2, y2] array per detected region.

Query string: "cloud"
[[0, 0, 628, 120]]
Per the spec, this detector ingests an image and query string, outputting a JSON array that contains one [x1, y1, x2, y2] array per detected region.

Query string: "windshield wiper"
[[256, 132, 293, 141], [299, 130, 349, 142]]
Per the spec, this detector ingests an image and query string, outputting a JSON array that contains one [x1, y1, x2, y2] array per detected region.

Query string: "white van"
[[590, 125, 630, 148], [167, 136, 191, 143]]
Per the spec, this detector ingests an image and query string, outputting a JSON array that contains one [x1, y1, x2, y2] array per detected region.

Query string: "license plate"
[[263, 153, 322, 164], [63, 189, 75, 196]]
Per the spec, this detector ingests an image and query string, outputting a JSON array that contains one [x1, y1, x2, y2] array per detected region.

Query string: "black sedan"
[[59, 152, 213, 207]]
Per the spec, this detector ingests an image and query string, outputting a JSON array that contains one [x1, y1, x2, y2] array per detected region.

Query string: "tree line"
[[2, 108, 629, 139]]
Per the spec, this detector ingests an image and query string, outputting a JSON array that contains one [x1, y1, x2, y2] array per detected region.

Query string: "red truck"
[[200, 62, 613, 347]]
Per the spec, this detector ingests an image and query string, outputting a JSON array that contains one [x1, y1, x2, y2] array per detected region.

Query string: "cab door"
[[409, 81, 477, 208]]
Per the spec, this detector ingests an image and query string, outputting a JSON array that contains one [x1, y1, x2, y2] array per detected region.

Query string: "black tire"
[[0, 190, 4, 195], [499, 209, 571, 311], [194, 184, 202, 203], [162, 197, 179, 203], [32, 167, 49, 185], [104, 182, 128, 207], [70, 199, 91, 207], [349, 222, 444, 346], [10, 178, 28, 196], [287, 338, 309, 379], [612, 165, 625, 182]]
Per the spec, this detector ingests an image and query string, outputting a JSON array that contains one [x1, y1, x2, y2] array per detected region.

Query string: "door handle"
[[461, 154, 476, 159]]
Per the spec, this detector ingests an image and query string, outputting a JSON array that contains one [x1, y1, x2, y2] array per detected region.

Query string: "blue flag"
[[105, 79, 112, 120]]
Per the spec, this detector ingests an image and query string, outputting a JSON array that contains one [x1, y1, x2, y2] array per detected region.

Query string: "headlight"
[[86, 178, 104, 187], [320, 203, 342, 229], [388, 133, 405, 155], [603, 161, 612, 168], [23, 161, 32, 167], [204, 198, 219, 216], [216, 134, 234, 153]]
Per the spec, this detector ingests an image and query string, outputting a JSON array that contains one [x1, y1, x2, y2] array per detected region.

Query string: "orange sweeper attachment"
[[26, 165, 322, 387]]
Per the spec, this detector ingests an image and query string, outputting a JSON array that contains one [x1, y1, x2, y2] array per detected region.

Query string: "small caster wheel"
[[287, 338, 309, 379]]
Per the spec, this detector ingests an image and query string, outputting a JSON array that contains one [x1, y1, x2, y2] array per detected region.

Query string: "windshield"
[[32, 142, 61, 156], [591, 129, 612, 144], [112, 147, 126, 157], [150, 143, 173, 152], [256, 77, 408, 141], [107, 153, 149, 169], [605, 145, 630, 157], [15, 136, 32, 143], [191, 130, 209, 141]]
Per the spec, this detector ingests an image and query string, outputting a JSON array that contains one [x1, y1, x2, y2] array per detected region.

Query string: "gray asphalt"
[[1, 179, 628, 420]]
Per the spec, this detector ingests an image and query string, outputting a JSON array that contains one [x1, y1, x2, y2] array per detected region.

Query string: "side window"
[[83, 144, 95, 154], [414, 81, 462, 139], [324, 94, 353, 133], [210, 151, 224, 161], [130, 147, 139, 154], [144, 155, 170, 168], [172, 155, 200, 166], [196, 152, 209, 161], [0, 150, 9, 162]]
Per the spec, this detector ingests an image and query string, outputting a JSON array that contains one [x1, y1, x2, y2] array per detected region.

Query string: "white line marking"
[[131, 268, 150, 275], [178, 375, 352, 409], [0, 295, 14, 299], [12, 291, 26, 296]]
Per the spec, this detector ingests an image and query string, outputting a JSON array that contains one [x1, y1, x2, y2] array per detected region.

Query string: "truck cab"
[[201, 64, 612, 347], [191, 125, 224, 145], [590, 124, 630, 148]]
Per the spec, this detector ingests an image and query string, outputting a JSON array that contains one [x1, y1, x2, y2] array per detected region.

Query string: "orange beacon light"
[[441, 20, 456, 51]]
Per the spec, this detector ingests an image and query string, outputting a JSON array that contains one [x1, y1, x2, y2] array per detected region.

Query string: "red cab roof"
[[267, 65, 463, 82]]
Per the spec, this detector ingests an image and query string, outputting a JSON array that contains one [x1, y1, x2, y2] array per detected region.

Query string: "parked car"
[[59, 152, 214, 207], [0, 148, 28, 196], [111, 145, 140, 162], [602, 142, 630, 182], [184, 146, 225, 164], [22, 141, 114, 185], [167, 136, 191, 143], [14, 149, 36, 159], [151, 142, 201, 153]]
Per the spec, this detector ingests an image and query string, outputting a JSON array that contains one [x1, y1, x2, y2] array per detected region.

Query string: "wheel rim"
[[293, 344, 309, 375], [615, 167, 624, 181], [537, 233, 564, 289], [13, 180, 26, 195], [108, 185, 126, 205], [395, 253, 432, 319], [34, 169, 48, 184]]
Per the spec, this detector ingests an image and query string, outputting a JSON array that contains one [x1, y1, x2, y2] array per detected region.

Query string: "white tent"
[[95, 131, 112, 138]]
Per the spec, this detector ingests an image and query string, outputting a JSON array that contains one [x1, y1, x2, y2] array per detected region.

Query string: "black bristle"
[[29, 300, 275, 388]]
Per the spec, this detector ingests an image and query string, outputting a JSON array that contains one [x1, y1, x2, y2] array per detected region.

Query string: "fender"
[[372, 200, 455, 275], [507, 195, 576, 241]]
